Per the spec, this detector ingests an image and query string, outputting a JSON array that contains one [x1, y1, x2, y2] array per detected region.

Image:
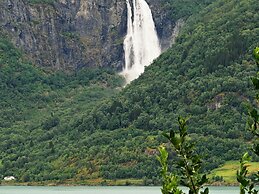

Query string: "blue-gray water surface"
[[0, 186, 240, 194]]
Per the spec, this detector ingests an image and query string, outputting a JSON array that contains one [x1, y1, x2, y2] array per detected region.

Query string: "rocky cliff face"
[[0, 0, 175, 70], [146, 0, 177, 51]]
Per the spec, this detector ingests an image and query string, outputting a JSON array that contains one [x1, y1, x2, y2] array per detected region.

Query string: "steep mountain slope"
[[0, 37, 124, 182], [0, 0, 258, 185], [0, 0, 174, 70], [74, 0, 259, 179]]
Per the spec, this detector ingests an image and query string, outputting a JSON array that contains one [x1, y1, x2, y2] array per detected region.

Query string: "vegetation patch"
[[26, 0, 56, 5], [209, 161, 259, 184], [0, 0, 259, 185]]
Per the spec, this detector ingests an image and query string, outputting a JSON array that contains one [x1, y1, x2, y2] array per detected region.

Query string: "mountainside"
[[73, 0, 259, 180], [0, 0, 174, 70], [0, 0, 259, 185], [0, 36, 125, 182]]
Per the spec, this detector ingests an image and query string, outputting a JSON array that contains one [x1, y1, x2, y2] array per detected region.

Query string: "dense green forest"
[[76, 0, 259, 181], [0, 37, 124, 182], [0, 0, 259, 185]]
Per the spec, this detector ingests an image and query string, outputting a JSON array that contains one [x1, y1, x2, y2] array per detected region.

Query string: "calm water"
[[0, 186, 240, 194]]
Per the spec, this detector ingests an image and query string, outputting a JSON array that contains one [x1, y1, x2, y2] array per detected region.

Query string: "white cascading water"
[[121, 0, 161, 84]]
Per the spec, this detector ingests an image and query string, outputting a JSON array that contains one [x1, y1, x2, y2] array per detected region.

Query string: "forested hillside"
[[74, 0, 259, 180], [0, 0, 259, 185], [0, 37, 124, 182]]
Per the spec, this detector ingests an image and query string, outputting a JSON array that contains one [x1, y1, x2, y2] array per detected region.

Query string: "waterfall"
[[121, 0, 161, 84]]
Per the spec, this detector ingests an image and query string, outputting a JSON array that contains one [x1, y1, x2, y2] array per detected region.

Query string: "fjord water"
[[122, 0, 161, 83], [0, 186, 240, 194]]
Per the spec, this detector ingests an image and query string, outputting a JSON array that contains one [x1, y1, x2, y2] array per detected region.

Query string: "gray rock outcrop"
[[0, 0, 176, 70]]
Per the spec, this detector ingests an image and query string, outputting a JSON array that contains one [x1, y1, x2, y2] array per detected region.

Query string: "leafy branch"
[[237, 153, 258, 194], [157, 146, 183, 194], [237, 47, 259, 194], [158, 117, 209, 194]]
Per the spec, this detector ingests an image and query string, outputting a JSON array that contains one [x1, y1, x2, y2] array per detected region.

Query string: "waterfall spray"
[[121, 0, 161, 84]]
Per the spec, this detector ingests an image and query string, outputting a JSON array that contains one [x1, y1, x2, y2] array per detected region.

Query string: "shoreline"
[[0, 181, 239, 187]]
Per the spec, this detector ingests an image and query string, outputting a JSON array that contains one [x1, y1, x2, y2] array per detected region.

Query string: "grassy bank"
[[209, 161, 259, 185]]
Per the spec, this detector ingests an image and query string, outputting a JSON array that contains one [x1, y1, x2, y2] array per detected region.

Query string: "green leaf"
[[163, 132, 170, 140], [198, 175, 208, 186], [249, 183, 255, 191], [254, 47, 259, 62], [170, 136, 181, 148], [170, 130, 175, 139], [201, 188, 209, 194], [237, 175, 250, 187], [241, 152, 251, 164], [158, 146, 168, 162]]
